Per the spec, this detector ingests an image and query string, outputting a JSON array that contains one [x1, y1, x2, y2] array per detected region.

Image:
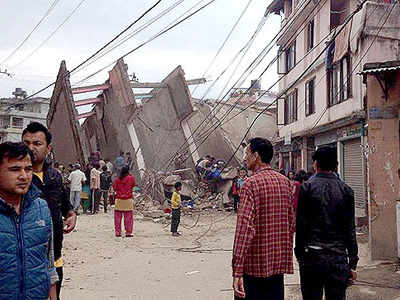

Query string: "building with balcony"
[[267, 0, 400, 227], [0, 88, 50, 142]]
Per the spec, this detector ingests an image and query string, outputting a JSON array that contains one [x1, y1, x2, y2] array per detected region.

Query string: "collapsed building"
[[48, 58, 278, 182]]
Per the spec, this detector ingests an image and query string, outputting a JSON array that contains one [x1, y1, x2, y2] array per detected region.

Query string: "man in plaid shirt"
[[232, 137, 295, 299]]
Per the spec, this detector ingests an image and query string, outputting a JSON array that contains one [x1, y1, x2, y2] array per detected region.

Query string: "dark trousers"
[[91, 189, 100, 213], [234, 273, 284, 300], [299, 250, 350, 300], [56, 266, 63, 300], [233, 195, 240, 212], [171, 208, 181, 233], [100, 190, 108, 212]]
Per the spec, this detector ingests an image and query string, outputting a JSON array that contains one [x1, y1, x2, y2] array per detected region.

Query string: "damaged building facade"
[[268, 0, 400, 259], [48, 58, 277, 183]]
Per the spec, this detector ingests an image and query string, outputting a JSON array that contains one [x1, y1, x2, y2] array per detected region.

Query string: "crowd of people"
[[0, 120, 358, 300]]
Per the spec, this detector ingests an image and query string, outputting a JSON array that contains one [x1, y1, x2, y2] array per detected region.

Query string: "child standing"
[[232, 168, 247, 212], [171, 182, 182, 237]]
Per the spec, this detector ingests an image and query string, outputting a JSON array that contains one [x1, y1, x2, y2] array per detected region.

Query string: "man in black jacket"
[[22, 122, 77, 300], [295, 146, 358, 300]]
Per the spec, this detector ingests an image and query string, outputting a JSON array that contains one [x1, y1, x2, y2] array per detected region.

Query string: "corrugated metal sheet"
[[360, 65, 400, 74], [343, 138, 366, 217]]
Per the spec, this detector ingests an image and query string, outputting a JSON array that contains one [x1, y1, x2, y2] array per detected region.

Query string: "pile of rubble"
[[133, 166, 239, 224]]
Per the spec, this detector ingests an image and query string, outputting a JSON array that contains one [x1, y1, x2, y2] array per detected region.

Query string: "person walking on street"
[[100, 165, 112, 213], [90, 163, 101, 214], [68, 164, 86, 214], [295, 147, 359, 300], [113, 166, 135, 237], [232, 138, 295, 300], [22, 122, 77, 300], [0, 142, 59, 299], [170, 182, 182, 237]]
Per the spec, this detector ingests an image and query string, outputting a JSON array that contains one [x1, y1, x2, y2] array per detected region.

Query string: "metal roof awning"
[[359, 61, 400, 74]]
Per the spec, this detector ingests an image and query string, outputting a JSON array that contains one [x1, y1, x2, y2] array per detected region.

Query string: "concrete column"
[[126, 123, 146, 176], [366, 73, 400, 260], [181, 118, 200, 164]]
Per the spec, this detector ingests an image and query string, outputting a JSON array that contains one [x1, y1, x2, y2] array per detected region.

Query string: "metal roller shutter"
[[343, 138, 366, 217]]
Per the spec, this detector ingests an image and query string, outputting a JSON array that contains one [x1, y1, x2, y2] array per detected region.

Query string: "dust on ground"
[[61, 210, 400, 300]]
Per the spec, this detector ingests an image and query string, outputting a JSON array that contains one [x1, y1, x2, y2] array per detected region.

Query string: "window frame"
[[285, 40, 296, 73], [305, 77, 316, 116], [306, 19, 314, 52], [11, 117, 24, 129], [327, 55, 352, 107], [284, 89, 298, 125]]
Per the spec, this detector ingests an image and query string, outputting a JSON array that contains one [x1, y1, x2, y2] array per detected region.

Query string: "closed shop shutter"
[[343, 138, 366, 217]]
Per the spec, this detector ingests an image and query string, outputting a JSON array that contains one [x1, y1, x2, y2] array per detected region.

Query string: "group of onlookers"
[[232, 138, 358, 300]]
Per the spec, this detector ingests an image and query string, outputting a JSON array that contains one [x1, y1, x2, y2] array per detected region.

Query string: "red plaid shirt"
[[232, 167, 295, 278]]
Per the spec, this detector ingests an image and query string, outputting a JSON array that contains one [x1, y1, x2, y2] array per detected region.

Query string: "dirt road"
[[60, 209, 400, 300]]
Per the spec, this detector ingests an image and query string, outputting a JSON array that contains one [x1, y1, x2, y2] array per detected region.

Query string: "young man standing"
[[295, 147, 358, 300], [90, 163, 101, 214], [22, 122, 77, 300], [100, 165, 112, 213], [68, 164, 86, 214], [232, 138, 294, 300], [0, 142, 58, 299]]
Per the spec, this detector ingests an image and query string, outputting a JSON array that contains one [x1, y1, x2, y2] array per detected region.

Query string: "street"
[[60, 210, 400, 300]]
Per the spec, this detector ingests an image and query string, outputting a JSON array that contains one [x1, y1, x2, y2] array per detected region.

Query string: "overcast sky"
[[0, 0, 281, 107]]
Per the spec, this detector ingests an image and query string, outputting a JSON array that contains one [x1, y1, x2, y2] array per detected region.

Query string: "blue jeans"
[[70, 191, 81, 211]]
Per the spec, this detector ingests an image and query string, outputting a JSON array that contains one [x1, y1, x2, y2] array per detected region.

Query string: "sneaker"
[[115, 234, 121, 237], [126, 235, 133, 238]]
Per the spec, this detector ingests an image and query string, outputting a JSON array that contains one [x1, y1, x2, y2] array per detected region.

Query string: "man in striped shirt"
[[232, 138, 295, 299]]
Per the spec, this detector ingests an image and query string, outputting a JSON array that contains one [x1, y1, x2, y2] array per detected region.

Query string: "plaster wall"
[[367, 71, 400, 260]]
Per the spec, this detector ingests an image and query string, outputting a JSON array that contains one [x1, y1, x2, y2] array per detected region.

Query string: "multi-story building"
[[268, 0, 399, 225], [0, 88, 50, 142]]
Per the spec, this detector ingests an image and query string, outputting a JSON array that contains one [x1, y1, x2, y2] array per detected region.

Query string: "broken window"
[[285, 41, 296, 73], [328, 55, 351, 106], [306, 19, 314, 52], [330, 0, 350, 30], [12, 117, 24, 129], [305, 78, 315, 116], [284, 89, 298, 124]]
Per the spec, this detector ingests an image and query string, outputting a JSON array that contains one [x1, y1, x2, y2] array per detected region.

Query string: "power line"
[[73, 0, 217, 86], [167, 0, 372, 170], [190, 0, 254, 96], [11, 0, 88, 69], [12, 0, 164, 104], [1, 0, 61, 66], [167, 0, 321, 165], [308, 0, 398, 133], [164, 0, 328, 168], [70, 0, 188, 78], [222, 0, 397, 169]]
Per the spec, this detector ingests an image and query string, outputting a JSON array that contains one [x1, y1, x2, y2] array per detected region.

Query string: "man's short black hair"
[[22, 122, 52, 145], [175, 182, 182, 189], [0, 142, 34, 165], [249, 138, 273, 164], [312, 146, 337, 171]]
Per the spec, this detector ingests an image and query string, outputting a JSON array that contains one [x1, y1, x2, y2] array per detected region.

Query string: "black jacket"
[[100, 172, 112, 190], [295, 173, 359, 270], [32, 162, 73, 261]]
